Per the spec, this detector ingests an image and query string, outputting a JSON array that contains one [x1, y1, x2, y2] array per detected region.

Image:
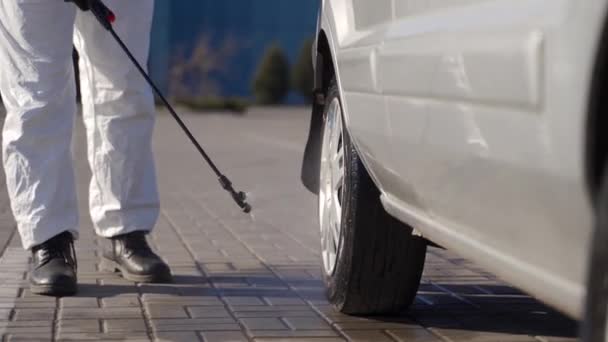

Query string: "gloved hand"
[[65, 0, 115, 30], [65, 0, 93, 11]]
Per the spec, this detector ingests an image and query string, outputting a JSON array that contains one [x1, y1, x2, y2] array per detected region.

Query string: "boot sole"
[[30, 283, 77, 297], [101, 256, 173, 284]]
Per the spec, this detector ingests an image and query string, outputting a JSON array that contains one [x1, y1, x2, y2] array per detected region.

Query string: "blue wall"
[[149, 0, 319, 100]]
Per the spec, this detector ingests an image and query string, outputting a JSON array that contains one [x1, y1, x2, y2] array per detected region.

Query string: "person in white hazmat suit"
[[0, 0, 172, 296]]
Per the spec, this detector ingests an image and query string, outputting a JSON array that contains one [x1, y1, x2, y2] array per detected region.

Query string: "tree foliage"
[[252, 44, 290, 105], [292, 38, 314, 103]]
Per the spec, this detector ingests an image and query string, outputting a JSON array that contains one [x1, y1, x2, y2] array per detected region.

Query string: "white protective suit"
[[0, 0, 159, 250]]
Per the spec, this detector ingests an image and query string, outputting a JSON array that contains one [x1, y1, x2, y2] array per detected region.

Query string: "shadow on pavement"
[[68, 271, 578, 339], [409, 283, 577, 338]]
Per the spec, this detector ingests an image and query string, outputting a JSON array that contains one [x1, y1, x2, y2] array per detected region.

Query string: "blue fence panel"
[[149, 0, 319, 101]]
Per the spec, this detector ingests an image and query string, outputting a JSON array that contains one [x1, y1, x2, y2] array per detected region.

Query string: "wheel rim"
[[319, 98, 345, 276]]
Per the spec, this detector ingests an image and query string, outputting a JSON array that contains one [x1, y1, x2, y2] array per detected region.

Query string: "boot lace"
[[33, 233, 77, 271], [122, 232, 154, 257]]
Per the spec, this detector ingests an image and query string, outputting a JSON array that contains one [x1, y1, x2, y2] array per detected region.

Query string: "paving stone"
[[101, 294, 141, 307], [282, 317, 332, 330], [253, 339, 346, 342], [263, 297, 306, 306], [186, 306, 232, 318], [60, 297, 99, 308], [247, 330, 340, 338], [231, 305, 312, 313], [142, 294, 222, 306], [13, 308, 55, 321], [98, 277, 137, 286], [0, 308, 12, 319], [150, 318, 239, 332], [57, 319, 101, 333], [155, 331, 202, 342], [339, 330, 395, 341], [385, 329, 444, 342], [5, 333, 52, 342], [240, 317, 289, 330], [145, 303, 189, 319], [334, 321, 421, 331], [223, 296, 266, 306], [0, 321, 52, 329], [234, 309, 318, 318], [201, 331, 249, 342], [0, 325, 53, 334], [56, 332, 150, 341], [104, 318, 148, 332], [60, 307, 143, 319], [0, 287, 21, 298]]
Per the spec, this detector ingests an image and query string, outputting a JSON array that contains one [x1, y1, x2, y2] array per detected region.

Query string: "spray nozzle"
[[219, 176, 252, 213]]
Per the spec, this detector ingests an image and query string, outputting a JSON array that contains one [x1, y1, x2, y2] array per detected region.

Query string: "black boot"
[[103, 231, 172, 283], [30, 232, 77, 296]]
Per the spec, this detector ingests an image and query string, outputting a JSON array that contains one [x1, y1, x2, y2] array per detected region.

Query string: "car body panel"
[[308, 0, 607, 319]]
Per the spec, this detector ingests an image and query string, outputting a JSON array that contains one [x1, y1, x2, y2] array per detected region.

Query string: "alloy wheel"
[[319, 98, 345, 276]]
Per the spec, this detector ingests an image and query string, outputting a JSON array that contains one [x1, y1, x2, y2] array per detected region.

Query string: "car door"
[[335, 0, 397, 191], [373, 0, 436, 212], [381, 0, 591, 314]]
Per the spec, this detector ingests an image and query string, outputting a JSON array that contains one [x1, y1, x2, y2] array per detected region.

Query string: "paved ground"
[[0, 107, 579, 341]]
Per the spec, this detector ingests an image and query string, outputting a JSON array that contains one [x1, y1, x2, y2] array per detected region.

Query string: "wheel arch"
[[586, 11, 608, 203], [301, 29, 337, 194], [583, 9, 608, 341]]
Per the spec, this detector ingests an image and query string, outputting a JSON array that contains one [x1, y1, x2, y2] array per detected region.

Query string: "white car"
[[300, 1, 608, 339]]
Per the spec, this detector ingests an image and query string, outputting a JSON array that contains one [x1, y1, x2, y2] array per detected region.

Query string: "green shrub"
[[292, 38, 314, 103], [176, 96, 249, 114], [252, 44, 290, 105]]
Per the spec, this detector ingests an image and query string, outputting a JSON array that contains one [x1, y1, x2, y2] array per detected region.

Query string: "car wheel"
[[583, 167, 608, 342], [318, 79, 427, 315]]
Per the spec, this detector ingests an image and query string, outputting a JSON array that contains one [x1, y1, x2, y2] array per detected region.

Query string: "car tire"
[[318, 79, 427, 315], [583, 167, 608, 342]]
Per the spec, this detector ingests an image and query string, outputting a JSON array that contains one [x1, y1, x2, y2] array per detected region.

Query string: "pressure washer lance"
[[79, 0, 252, 213]]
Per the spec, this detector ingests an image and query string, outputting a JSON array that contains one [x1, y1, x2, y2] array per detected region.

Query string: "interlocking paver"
[[223, 296, 267, 306], [6, 333, 52, 342], [0, 108, 579, 341], [150, 318, 240, 332], [201, 331, 249, 342], [60, 297, 100, 308], [0, 326, 52, 334], [60, 307, 143, 320], [187, 306, 232, 318], [101, 293, 141, 307], [56, 332, 150, 341], [145, 303, 189, 319], [0, 288, 21, 298], [13, 308, 55, 321], [247, 330, 340, 338], [234, 310, 319, 319], [142, 294, 222, 306], [0, 297, 57, 309], [155, 331, 202, 342], [385, 329, 443, 342], [339, 330, 396, 342], [57, 319, 101, 333], [240, 317, 289, 330], [104, 318, 148, 332], [283, 316, 333, 330], [253, 339, 346, 342]]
